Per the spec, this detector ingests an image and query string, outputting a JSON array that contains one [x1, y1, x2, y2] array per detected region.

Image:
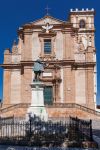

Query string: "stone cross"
[[45, 5, 51, 15]]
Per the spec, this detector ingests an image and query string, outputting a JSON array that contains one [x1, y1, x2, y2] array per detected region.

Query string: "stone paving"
[[0, 146, 99, 150], [92, 120, 100, 149]]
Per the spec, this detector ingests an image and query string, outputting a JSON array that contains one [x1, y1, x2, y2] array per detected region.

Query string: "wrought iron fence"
[[0, 116, 97, 148], [68, 116, 93, 142], [0, 116, 14, 130], [0, 116, 68, 147]]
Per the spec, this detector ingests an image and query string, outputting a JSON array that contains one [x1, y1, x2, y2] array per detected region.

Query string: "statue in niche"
[[74, 36, 85, 62], [74, 36, 85, 52], [78, 38, 85, 52], [74, 35, 79, 53], [33, 59, 45, 82]]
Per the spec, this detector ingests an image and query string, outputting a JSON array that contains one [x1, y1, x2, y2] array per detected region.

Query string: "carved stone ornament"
[[12, 40, 18, 54], [42, 23, 53, 33], [78, 39, 85, 52]]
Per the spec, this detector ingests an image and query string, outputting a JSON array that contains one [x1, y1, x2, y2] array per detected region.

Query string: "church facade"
[[2, 9, 97, 117]]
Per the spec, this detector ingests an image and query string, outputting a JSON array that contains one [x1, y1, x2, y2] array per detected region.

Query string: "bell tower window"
[[44, 39, 51, 54], [79, 20, 85, 28]]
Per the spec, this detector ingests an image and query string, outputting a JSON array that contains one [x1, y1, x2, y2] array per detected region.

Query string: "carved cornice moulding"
[[0, 59, 96, 69]]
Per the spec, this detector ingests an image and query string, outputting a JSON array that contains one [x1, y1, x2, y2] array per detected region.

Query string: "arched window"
[[79, 20, 85, 28]]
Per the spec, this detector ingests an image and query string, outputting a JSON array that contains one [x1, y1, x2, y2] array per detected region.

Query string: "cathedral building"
[[1, 9, 98, 118]]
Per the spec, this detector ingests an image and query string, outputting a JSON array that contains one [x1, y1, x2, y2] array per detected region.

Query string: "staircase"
[[0, 103, 30, 113], [0, 103, 100, 119], [49, 103, 100, 116], [0, 103, 30, 117]]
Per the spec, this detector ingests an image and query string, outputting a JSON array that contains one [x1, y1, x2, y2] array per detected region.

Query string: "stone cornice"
[[0, 63, 21, 69], [78, 29, 95, 33], [18, 22, 74, 35], [0, 60, 95, 69], [32, 15, 65, 24], [24, 23, 72, 29], [38, 31, 57, 37], [69, 11, 95, 15], [73, 62, 96, 68], [61, 27, 78, 34]]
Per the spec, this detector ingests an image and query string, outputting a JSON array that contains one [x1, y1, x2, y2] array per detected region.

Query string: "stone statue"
[[42, 23, 53, 33], [33, 59, 44, 81], [78, 38, 85, 51]]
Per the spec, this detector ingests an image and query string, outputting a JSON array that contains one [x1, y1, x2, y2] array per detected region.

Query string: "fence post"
[[11, 115, 14, 136], [90, 119, 93, 141], [29, 115, 32, 136]]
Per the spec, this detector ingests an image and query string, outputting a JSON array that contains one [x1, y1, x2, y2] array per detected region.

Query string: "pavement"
[[92, 120, 100, 149], [0, 146, 99, 150]]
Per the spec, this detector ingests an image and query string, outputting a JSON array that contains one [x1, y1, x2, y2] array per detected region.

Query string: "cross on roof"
[[45, 5, 51, 15]]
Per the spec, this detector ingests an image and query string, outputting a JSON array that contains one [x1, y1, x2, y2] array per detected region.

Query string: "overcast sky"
[[0, 0, 100, 104]]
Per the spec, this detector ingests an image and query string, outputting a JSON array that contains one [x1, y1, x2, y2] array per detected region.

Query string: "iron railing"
[[0, 116, 68, 146], [0, 116, 97, 148], [68, 116, 93, 142], [0, 115, 14, 124]]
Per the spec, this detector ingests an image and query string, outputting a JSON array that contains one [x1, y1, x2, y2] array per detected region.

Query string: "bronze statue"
[[33, 59, 44, 81]]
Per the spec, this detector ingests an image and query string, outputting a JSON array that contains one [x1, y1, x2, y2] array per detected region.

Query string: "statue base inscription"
[[27, 82, 48, 121]]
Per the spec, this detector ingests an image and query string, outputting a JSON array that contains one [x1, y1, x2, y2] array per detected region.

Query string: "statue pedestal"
[[27, 82, 48, 121]]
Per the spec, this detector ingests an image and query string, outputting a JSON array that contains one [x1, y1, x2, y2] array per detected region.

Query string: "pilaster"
[[21, 66, 32, 104], [86, 67, 95, 109], [63, 66, 74, 103], [23, 32, 32, 61], [3, 69, 11, 105], [63, 32, 74, 60]]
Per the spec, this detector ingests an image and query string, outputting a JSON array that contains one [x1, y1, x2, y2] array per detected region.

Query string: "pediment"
[[31, 15, 65, 25]]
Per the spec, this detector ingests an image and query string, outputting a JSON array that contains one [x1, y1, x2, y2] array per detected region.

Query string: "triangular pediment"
[[31, 15, 65, 25]]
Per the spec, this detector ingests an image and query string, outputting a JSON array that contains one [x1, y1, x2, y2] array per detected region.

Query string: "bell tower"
[[69, 8, 96, 109]]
